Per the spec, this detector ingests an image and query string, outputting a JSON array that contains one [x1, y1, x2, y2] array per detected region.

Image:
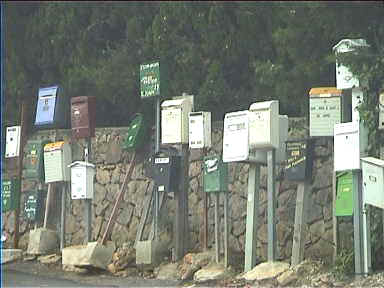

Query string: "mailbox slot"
[[43, 141, 72, 183], [361, 157, 384, 209], [5, 126, 21, 158], [203, 155, 228, 193], [189, 112, 211, 149], [71, 96, 96, 139], [123, 113, 147, 151], [284, 139, 314, 181], [2, 178, 20, 213], [335, 171, 354, 216], [23, 140, 50, 181], [69, 161, 95, 199], [152, 153, 181, 193]]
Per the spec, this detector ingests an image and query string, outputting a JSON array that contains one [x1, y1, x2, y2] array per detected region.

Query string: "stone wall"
[[2, 118, 338, 263]]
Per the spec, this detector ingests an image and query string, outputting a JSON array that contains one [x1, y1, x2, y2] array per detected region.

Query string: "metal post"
[[155, 97, 160, 153], [291, 181, 309, 265], [224, 190, 229, 268], [154, 185, 159, 241], [60, 183, 66, 250], [244, 163, 260, 272], [214, 193, 220, 263], [84, 138, 92, 243], [267, 149, 277, 262], [332, 170, 338, 263], [362, 204, 371, 275], [201, 148, 208, 251], [352, 169, 364, 276]]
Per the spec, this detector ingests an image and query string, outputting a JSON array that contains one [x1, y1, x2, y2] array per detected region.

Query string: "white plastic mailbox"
[[69, 161, 95, 199], [188, 111, 211, 149], [43, 141, 72, 183], [361, 157, 384, 209], [333, 39, 370, 90], [334, 121, 368, 171], [249, 100, 279, 149], [5, 126, 21, 158], [161, 98, 193, 144], [223, 110, 249, 163]]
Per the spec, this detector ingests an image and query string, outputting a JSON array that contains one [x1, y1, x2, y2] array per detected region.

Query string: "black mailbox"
[[151, 152, 181, 193], [284, 139, 314, 181]]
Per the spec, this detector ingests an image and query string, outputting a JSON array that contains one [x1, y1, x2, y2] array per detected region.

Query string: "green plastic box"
[[335, 171, 353, 216], [123, 113, 147, 151], [23, 139, 50, 181], [203, 155, 228, 193], [2, 178, 21, 213]]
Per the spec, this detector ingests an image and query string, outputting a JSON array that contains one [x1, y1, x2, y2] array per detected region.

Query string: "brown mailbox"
[[71, 96, 96, 139]]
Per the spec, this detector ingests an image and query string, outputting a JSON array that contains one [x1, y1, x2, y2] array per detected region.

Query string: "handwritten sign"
[[140, 61, 165, 98], [285, 139, 313, 181], [309, 96, 341, 137], [24, 190, 44, 222]]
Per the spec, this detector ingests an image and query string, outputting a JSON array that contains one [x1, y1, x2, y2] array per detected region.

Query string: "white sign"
[[5, 126, 21, 158], [310, 97, 341, 137], [223, 111, 249, 163], [189, 112, 211, 149]]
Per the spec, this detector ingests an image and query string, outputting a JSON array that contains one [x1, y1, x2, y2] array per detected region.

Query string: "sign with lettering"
[[285, 139, 313, 181], [140, 61, 167, 98], [24, 190, 45, 222], [309, 96, 341, 137]]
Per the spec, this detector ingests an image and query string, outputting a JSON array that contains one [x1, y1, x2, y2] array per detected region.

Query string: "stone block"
[[1, 249, 23, 264], [243, 261, 290, 281], [27, 228, 58, 255], [135, 240, 168, 266]]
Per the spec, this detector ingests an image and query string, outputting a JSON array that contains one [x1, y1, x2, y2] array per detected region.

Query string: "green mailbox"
[[24, 189, 45, 222], [335, 171, 353, 216], [2, 178, 21, 213], [123, 113, 147, 151], [203, 155, 228, 193], [23, 139, 50, 180]]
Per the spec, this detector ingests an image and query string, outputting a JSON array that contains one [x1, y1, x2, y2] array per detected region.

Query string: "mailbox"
[[24, 189, 46, 222], [352, 88, 363, 123], [5, 126, 21, 158], [223, 110, 249, 163], [203, 155, 228, 193], [161, 98, 193, 144], [151, 153, 181, 193], [23, 139, 50, 180], [71, 96, 96, 139], [249, 100, 279, 149], [123, 113, 147, 151], [309, 87, 352, 137], [361, 157, 384, 209], [334, 121, 368, 171], [333, 39, 370, 90], [284, 139, 314, 181], [69, 161, 95, 199], [43, 141, 72, 183], [34, 85, 69, 129], [189, 112, 211, 149], [2, 178, 20, 213], [379, 92, 384, 130], [335, 171, 353, 216]]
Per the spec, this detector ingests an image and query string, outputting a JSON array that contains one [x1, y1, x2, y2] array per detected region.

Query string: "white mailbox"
[[249, 100, 279, 149], [379, 92, 384, 130], [352, 87, 364, 122], [161, 98, 193, 144], [223, 110, 249, 163], [361, 157, 384, 209], [253, 115, 288, 164], [188, 111, 211, 149], [5, 126, 21, 158], [334, 121, 368, 171], [69, 161, 95, 199], [333, 39, 370, 90], [309, 87, 351, 137], [43, 141, 72, 183]]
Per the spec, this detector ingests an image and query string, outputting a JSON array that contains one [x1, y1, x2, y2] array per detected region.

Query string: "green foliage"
[[332, 248, 354, 278]]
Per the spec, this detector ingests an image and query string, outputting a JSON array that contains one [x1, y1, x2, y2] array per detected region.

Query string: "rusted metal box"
[[71, 96, 96, 139]]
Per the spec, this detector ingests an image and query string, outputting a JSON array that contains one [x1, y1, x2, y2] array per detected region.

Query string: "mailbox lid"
[[123, 113, 147, 151], [71, 96, 96, 138], [361, 157, 384, 209], [2, 178, 21, 213], [23, 139, 50, 180], [284, 138, 314, 181], [335, 171, 354, 216], [203, 155, 228, 192]]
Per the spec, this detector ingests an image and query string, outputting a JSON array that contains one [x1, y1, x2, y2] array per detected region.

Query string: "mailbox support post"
[[214, 193, 220, 264], [244, 163, 260, 272], [224, 190, 229, 268], [201, 148, 208, 251], [332, 170, 339, 263], [60, 183, 66, 250], [362, 204, 372, 275], [352, 169, 364, 276], [267, 149, 277, 262], [84, 139, 92, 243], [291, 180, 310, 265]]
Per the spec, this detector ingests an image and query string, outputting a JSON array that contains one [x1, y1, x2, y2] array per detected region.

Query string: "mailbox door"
[[162, 108, 182, 144], [152, 155, 180, 192], [310, 96, 341, 137], [334, 122, 360, 171], [71, 166, 87, 199], [362, 160, 384, 209], [223, 111, 249, 162], [35, 86, 58, 126], [2, 178, 20, 213], [189, 113, 205, 149], [44, 150, 63, 183], [123, 113, 146, 151], [285, 139, 313, 181], [71, 96, 96, 138], [335, 172, 353, 216], [23, 140, 49, 180], [203, 155, 228, 192]]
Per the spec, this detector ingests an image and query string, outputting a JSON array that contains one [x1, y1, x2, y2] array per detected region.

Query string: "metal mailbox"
[[189, 111, 211, 149], [71, 96, 96, 139], [2, 178, 20, 213], [223, 110, 249, 163], [249, 100, 279, 149], [161, 98, 193, 144], [23, 139, 50, 180], [335, 171, 353, 216], [69, 161, 95, 199], [5, 126, 21, 158], [151, 153, 181, 193], [43, 141, 72, 183], [203, 155, 228, 193], [309, 87, 352, 137], [24, 189, 46, 222], [284, 138, 314, 181], [361, 157, 384, 209], [34, 85, 69, 129], [333, 39, 370, 90], [123, 113, 147, 151], [334, 121, 368, 171]]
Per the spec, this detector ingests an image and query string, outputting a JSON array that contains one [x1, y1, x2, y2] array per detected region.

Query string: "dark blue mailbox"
[[34, 85, 68, 129]]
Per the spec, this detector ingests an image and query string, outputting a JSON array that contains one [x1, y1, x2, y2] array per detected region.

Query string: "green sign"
[[2, 178, 20, 213], [140, 61, 162, 98]]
